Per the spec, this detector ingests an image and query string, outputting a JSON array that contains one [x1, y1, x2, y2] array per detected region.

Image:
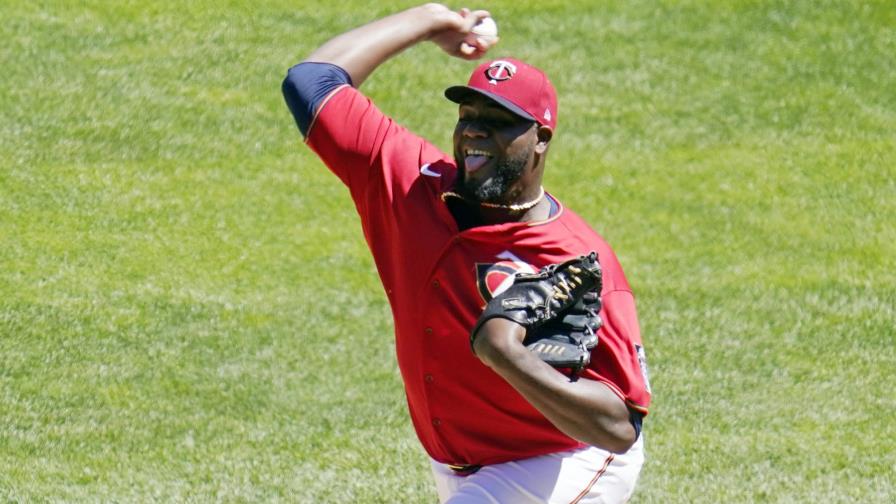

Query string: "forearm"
[[474, 319, 637, 453], [305, 4, 488, 87]]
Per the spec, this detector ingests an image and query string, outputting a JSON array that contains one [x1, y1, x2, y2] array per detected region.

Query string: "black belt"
[[447, 463, 482, 476]]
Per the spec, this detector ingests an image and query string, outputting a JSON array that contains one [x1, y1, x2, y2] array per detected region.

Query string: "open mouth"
[[464, 148, 494, 173]]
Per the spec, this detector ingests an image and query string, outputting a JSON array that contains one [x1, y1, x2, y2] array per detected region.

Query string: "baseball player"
[[282, 4, 652, 502]]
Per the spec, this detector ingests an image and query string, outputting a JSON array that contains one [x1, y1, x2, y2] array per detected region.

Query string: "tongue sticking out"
[[465, 155, 490, 173]]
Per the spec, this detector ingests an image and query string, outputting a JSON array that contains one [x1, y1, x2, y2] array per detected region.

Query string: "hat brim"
[[444, 86, 537, 124]]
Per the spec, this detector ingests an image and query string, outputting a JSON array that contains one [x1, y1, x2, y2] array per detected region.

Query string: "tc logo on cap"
[[444, 57, 559, 129], [485, 60, 517, 84]]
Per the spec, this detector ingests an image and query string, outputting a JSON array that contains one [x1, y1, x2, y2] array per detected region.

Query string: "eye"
[[478, 115, 513, 129], [490, 116, 514, 127], [458, 110, 476, 122]]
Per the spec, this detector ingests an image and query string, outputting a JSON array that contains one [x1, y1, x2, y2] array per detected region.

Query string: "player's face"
[[453, 98, 539, 204]]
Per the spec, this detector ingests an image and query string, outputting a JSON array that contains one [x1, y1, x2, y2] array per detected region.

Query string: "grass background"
[[1, 0, 894, 501]]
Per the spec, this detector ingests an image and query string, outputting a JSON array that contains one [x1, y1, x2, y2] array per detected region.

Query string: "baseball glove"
[[470, 252, 603, 376]]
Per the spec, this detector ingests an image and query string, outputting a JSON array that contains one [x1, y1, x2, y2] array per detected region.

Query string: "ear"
[[535, 125, 553, 154]]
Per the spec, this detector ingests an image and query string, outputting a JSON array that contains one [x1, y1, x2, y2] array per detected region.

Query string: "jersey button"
[[424, 327, 433, 335], [432, 280, 440, 288], [432, 419, 441, 426], [424, 374, 434, 383]]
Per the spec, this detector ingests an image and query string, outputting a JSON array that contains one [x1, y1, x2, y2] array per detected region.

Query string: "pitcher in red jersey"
[[282, 4, 652, 502]]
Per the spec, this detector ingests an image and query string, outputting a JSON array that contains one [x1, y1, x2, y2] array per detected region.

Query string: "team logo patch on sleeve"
[[635, 344, 652, 394]]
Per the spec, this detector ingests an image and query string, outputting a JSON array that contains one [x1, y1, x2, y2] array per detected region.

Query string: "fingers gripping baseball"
[[425, 5, 497, 59], [459, 10, 499, 57]]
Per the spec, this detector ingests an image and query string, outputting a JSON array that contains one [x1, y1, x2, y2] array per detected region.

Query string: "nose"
[[462, 120, 488, 138]]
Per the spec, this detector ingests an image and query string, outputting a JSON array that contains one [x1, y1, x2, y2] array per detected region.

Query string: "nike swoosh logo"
[[420, 163, 441, 178]]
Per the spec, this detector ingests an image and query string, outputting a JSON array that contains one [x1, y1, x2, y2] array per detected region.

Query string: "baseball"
[[471, 17, 498, 42]]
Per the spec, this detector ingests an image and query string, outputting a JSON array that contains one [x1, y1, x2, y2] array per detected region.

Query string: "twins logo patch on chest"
[[475, 251, 536, 303]]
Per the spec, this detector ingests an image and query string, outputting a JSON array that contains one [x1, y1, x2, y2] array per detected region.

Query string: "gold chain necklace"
[[441, 186, 545, 212]]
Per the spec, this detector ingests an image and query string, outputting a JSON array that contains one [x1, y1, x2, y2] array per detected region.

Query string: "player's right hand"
[[423, 5, 497, 59]]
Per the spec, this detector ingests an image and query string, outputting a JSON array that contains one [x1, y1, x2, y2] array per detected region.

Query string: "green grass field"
[[2, 0, 894, 502]]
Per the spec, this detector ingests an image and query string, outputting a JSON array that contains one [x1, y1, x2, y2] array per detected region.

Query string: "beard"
[[455, 144, 533, 204]]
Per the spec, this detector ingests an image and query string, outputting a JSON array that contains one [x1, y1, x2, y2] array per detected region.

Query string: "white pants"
[[430, 436, 644, 504]]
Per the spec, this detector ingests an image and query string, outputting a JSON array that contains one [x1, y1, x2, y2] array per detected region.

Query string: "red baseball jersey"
[[306, 84, 651, 466]]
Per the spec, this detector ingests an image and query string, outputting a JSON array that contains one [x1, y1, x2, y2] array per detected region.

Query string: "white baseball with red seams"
[[471, 17, 498, 42]]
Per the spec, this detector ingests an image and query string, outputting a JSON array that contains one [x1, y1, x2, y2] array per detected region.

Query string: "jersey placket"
[[415, 233, 470, 460]]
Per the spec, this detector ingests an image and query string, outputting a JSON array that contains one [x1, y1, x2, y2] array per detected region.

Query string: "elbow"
[[582, 416, 638, 454], [607, 412, 640, 453], [281, 66, 303, 109], [281, 64, 318, 138], [596, 405, 643, 454], [604, 426, 637, 454], [281, 66, 303, 102]]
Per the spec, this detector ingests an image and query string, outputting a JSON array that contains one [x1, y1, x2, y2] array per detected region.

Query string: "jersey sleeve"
[[283, 63, 451, 205], [282, 62, 353, 137], [580, 289, 652, 415]]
